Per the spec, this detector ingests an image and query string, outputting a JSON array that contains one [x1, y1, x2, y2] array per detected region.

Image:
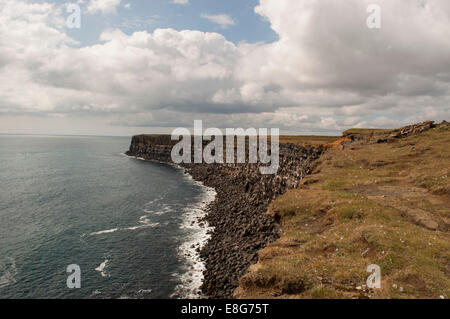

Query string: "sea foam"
[[123, 152, 217, 298], [172, 174, 216, 299], [95, 259, 109, 277]]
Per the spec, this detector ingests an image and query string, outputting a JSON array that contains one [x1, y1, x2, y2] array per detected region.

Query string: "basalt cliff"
[[126, 135, 321, 298]]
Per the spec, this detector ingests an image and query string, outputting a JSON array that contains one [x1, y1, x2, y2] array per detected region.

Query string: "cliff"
[[236, 121, 450, 299], [126, 136, 322, 298], [126, 121, 449, 299]]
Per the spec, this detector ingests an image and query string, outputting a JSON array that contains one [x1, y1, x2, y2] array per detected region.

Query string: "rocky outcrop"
[[376, 121, 437, 143], [126, 136, 321, 298], [338, 121, 445, 148]]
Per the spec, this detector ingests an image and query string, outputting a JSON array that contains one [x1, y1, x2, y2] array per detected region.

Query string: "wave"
[[143, 203, 179, 216], [120, 153, 146, 162], [90, 289, 102, 297], [121, 152, 183, 171], [172, 181, 216, 299], [95, 259, 109, 277], [137, 289, 152, 294], [89, 216, 159, 236], [123, 152, 217, 298], [0, 257, 18, 288], [125, 223, 159, 231], [89, 228, 119, 236]]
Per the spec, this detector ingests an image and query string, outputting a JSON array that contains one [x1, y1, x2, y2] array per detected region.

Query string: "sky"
[[0, 0, 449, 136]]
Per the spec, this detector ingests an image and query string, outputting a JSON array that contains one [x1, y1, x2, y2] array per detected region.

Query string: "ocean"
[[0, 135, 215, 299]]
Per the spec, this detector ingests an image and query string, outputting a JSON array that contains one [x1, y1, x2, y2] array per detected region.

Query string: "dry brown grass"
[[235, 123, 450, 299], [140, 134, 339, 148], [279, 135, 339, 148]]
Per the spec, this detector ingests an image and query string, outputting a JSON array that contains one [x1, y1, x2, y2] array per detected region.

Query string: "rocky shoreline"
[[126, 135, 321, 298]]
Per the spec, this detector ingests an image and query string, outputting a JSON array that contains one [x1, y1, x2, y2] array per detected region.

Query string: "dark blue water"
[[0, 135, 214, 299]]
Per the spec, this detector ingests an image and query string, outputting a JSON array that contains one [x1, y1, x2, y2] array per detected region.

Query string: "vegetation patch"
[[236, 122, 450, 299]]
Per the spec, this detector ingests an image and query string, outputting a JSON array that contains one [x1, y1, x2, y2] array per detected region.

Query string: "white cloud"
[[1, 0, 450, 135], [0, 1, 239, 117], [201, 14, 236, 29], [86, 0, 122, 14], [123, 3, 131, 9], [173, 0, 189, 5]]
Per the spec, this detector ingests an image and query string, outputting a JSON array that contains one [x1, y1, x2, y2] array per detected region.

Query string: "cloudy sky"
[[0, 0, 449, 136]]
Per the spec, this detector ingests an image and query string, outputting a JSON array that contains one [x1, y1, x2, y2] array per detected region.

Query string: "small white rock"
[[392, 284, 398, 289], [440, 295, 445, 299]]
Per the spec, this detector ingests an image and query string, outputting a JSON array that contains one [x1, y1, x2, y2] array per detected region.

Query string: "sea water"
[[0, 135, 214, 299]]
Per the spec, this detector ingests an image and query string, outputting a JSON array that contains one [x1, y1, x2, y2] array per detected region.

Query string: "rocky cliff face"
[[126, 135, 321, 298]]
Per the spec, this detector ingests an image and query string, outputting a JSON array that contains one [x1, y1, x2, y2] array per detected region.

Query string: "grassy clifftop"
[[235, 121, 450, 299]]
